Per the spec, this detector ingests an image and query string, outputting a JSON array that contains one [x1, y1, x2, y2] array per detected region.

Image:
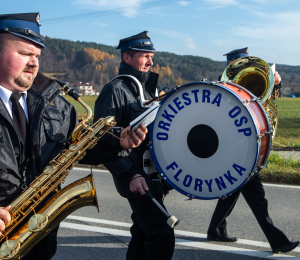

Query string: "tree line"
[[40, 37, 300, 94]]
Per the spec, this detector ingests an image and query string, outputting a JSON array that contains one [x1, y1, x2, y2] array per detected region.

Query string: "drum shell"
[[150, 81, 272, 199], [217, 82, 271, 171]]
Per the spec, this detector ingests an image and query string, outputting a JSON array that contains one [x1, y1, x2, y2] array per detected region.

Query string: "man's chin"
[[14, 77, 34, 89]]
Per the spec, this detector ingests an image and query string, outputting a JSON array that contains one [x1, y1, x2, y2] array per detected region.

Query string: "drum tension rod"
[[257, 129, 273, 142], [240, 97, 259, 106]]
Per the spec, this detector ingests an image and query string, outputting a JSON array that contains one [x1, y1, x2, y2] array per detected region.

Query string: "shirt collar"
[[0, 85, 27, 103]]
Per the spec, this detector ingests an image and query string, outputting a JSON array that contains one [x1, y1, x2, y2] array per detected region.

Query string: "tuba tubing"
[[220, 56, 278, 138]]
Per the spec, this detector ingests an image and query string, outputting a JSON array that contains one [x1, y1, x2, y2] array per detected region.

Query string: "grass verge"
[[260, 152, 300, 184], [64, 96, 300, 184]]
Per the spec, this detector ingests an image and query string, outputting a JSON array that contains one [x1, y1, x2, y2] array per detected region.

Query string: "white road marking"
[[60, 222, 130, 236], [263, 183, 300, 189], [176, 239, 299, 259], [72, 168, 300, 190], [60, 222, 300, 259], [73, 167, 108, 173], [66, 215, 131, 227], [63, 216, 300, 256]]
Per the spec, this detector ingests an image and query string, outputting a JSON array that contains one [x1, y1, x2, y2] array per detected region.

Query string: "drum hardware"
[[145, 190, 180, 228], [150, 81, 272, 199], [200, 78, 209, 82], [144, 159, 152, 167], [257, 129, 274, 142], [265, 161, 269, 168], [185, 196, 194, 201], [143, 150, 157, 175]]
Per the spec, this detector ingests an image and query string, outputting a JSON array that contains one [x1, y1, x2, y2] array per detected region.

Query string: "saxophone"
[[0, 82, 116, 259]]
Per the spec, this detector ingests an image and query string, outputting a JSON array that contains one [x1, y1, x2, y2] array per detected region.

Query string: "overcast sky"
[[3, 0, 300, 66]]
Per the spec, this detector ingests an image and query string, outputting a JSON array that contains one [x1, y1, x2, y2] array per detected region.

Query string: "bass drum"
[[149, 81, 272, 200]]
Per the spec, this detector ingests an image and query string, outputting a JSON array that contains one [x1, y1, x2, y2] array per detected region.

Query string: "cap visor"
[[131, 46, 156, 52], [9, 32, 45, 48]]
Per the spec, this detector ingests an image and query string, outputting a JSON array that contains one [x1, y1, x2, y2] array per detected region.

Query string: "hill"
[[39, 37, 300, 94]]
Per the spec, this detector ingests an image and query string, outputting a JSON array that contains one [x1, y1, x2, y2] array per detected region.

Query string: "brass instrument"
[[0, 82, 116, 260], [221, 56, 278, 137]]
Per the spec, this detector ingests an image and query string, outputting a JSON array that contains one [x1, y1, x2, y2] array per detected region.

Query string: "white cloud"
[[94, 22, 108, 27], [73, 0, 144, 18], [206, 0, 238, 4], [231, 12, 300, 41], [150, 28, 187, 39], [205, 0, 239, 7], [198, 0, 239, 10], [185, 38, 197, 50], [222, 11, 300, 64], [248, 0, 268, 3], [178, 1, 190, 5]]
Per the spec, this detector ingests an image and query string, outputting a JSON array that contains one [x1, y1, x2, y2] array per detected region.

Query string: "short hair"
[[121, 49, 139, 63], [0, 33, 9, 53]]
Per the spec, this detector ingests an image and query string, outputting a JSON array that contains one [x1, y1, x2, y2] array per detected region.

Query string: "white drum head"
[[150, 82, 260, 199]]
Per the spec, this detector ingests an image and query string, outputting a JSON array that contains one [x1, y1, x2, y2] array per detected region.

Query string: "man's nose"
[[148, 57, 153, 66], [27, 56, 39, 67]]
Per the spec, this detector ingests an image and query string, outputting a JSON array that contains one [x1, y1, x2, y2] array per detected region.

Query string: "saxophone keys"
[[69, 144, 77, 151], [0, 239, 20, 259], [28, 214, 48, 232], [43, 166, 53, 175]]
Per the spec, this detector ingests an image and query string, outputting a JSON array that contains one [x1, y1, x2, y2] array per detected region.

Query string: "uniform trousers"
[[207, 174, 289, 250], [127, 194, 175, 260]]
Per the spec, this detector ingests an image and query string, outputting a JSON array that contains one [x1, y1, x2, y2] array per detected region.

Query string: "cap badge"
[[36, 13, 41, 26], [145, 31, 150, 39]]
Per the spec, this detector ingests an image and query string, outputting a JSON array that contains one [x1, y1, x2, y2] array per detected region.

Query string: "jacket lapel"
[[0, 98, 14, 127], [27, 88, 43, 126]]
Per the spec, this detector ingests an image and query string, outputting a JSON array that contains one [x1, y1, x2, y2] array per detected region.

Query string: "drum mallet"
[[145, 190, 180, 228]]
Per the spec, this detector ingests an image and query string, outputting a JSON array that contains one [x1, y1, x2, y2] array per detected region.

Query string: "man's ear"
[[123, 53, 131, 64]]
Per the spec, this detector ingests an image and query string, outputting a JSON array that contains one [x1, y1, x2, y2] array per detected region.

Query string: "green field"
[[64, 95, 97, 121], [273, 98, 300, 149], [65, 96, 300, 149], [260, 152, 300, 184], [65, 95, 300, 184]]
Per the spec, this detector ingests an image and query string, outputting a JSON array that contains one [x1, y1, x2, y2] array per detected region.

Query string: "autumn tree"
[[177, 77, 182, 85], [114, 66, 119, 76]]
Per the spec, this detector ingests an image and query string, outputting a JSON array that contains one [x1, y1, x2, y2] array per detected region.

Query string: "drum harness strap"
[[111, 74, 158, 108], [111, 75, 174, 183]]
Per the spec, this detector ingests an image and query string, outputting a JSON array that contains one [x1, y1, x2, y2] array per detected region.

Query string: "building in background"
[[280, 87, 293, 97], [72, 82, 96, 95]]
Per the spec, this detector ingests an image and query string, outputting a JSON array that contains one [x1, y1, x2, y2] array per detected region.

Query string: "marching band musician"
[[0, 13, 147, 260], [207, 47, 299, 254], [90, 31, 175, 260]]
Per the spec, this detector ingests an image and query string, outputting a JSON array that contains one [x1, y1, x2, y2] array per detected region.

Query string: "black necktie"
[[9, 93, 27, 143]]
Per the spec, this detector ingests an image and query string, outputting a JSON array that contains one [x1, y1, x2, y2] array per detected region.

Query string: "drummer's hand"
[[0, 206, 12, 235], [274, 71, 281, 85], [130, 174, 149, 195], [120, 124, 148, 150]]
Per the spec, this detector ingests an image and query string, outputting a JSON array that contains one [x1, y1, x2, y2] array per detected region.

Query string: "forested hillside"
[[40, 37, 300, 93]]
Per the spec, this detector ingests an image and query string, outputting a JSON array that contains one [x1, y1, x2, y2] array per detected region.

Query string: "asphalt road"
[[52, 168, 300, 260]]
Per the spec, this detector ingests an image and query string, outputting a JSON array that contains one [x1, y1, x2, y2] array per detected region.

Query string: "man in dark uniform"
[[0, 13, 147, 260], [207, 47, 299, 254], [92, 31, 175, 260]]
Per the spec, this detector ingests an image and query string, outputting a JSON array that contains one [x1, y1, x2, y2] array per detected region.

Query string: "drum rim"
[[150, 81, 261, 200]]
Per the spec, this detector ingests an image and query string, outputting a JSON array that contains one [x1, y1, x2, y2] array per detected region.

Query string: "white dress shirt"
[[0, 85, 29, 122]]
